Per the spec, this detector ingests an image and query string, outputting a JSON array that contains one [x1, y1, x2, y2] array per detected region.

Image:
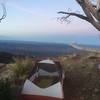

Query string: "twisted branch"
[[58, 0, 100, 31], [0, 3, 6, 22], [58, 11, 90, 22]]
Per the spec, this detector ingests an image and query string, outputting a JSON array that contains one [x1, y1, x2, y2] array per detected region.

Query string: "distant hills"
[[0, 40, 81, 57], [0, 40, 100, 57]]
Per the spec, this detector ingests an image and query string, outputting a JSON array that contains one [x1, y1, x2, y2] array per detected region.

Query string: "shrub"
[[9, 57, 34, 81], [0, 78, 12, 100]]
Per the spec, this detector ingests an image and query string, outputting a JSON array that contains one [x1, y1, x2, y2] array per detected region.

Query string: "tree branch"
[[77, 0, 100, 30], [58, 11, 90, 22], [0, 3, 7, 22], [58, 0, 100, 31]]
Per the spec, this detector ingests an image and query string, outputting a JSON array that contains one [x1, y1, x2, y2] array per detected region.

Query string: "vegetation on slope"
[[59, 53, 100, 100], [0, 53, 100, 100], [0, 57, 34, 100]]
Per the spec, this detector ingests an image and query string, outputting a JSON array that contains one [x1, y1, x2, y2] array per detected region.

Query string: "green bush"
[[0, 78, 12, 100]]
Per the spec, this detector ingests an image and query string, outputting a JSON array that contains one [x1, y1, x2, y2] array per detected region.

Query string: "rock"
[[80, 96, 84, 100], [94, 88, 99, 93]]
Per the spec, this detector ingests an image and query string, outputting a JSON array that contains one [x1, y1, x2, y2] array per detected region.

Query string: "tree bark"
[[97, 0, 100, 11], [58, 0, 100, 31]]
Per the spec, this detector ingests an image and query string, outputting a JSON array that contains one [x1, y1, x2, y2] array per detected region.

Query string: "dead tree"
[[58, 0, 100, 31], [0, 3, 6, 22]]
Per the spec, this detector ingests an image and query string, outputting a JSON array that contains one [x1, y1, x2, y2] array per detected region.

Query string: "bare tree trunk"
[[97, 0, 100, 12], [58, 0, 100, 31]]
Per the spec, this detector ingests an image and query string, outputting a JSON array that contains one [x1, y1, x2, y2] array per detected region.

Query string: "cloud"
[[7, 0, 49, 17], [32, 17, 99, 35], [7, 2, 34, 15]]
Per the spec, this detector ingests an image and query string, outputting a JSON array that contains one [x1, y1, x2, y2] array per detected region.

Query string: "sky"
[[0, 0, 99, 45]]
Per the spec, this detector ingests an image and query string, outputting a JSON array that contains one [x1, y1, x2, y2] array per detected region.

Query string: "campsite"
[[0, 50, 100, 100], [0, 0, 100, 100]]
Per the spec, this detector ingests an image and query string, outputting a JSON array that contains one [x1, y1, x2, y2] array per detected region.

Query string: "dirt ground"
[[63, 71, 100, 100], [1, 55, 100, 100]]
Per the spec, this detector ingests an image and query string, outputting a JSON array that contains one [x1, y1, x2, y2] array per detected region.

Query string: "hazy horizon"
[[0, 0, 99, 45], [0, 32, 100, 46]]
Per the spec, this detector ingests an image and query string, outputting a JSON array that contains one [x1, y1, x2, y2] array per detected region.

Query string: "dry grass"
[[59, 53, 100, 100], [1, 53, 100, 100]]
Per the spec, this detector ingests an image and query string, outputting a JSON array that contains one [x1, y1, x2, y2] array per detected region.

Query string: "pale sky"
[[0, 0, 99, 45]]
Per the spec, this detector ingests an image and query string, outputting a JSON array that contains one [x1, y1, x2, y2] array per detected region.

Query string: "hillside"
[[0, 52, 100, 100], [0, 40, 82, 57]]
